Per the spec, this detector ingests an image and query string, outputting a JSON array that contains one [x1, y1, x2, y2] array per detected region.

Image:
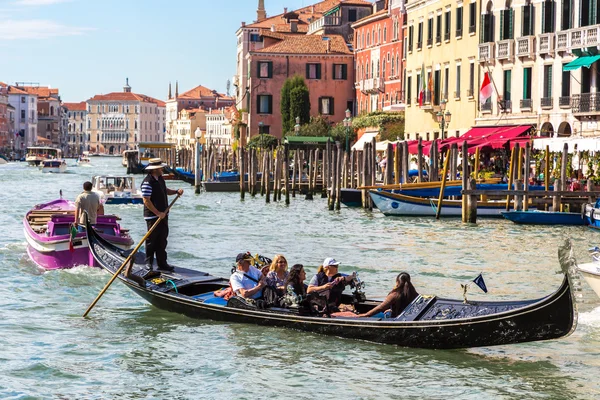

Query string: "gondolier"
[[141, 158, 183, 277]]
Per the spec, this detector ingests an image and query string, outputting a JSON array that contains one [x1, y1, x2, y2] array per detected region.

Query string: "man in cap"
[[307, 257, 356, 311], [230, 252, 267, 299], [141, 158, 183, 278]]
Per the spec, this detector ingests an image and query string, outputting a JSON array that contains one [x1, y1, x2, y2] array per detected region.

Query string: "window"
[[382, 60, 386, 79], [503, 70, 512, 102], [523, 67, 532, 100], [561, 0, 572, 30], [21, 110, 25, 119], [427, 18, 433, 46], [434, 70, 441, 105], [258, 61, 273, 78], [444, 67, 449, 100], [436, 14, 442, 43], [455, 65, 461, 97], [417, 22, 423, 49], [250, 33, 263, 42], [259, 125, 270, 134], [21, 96, 25, 103], [469, 62, 475, 95], [456, 6, 463, 37], [383, 25, 387, 42], [407, 76, 412, 105], [522, 4, 534, 36], [348, 9, 357, 22], [444, 10, 451, 41], [257, 95, 273, 114], [333, 64, 348, 80], [499, 8, 514, 40], [561, 67, 571, 97], [543, 65, 553, 98], [408, 25, 414, 52], [319, 97, 334, 115], [541, 0, 556, 33], [391, 56, 395, 77], [469, 2, 477, 33], [306, 63, 322, 79]]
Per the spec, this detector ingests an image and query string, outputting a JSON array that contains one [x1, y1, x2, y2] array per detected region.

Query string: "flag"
[[69, 224, 77, 253], [473, 273, 488, 293], [427, 70, 434, 103], [480, 72, 493, 104], [418, 63, 426, 107]]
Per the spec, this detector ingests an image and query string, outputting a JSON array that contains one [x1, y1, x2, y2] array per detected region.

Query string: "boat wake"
[[578, 306, 600, 327]]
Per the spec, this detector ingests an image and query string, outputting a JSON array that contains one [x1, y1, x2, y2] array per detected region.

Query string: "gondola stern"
[[557, 239, 580, 338]]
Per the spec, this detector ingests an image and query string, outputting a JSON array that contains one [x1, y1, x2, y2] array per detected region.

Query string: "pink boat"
[[23, 198, 134, 270]]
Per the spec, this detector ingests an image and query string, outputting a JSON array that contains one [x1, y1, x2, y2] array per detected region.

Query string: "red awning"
[[468, 125, 534, 153]]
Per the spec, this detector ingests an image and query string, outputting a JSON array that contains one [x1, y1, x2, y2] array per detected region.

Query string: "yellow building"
[[404, 0, 479, 140]]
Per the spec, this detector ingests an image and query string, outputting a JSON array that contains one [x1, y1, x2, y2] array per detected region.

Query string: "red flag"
[[480, 72, 493, 104]]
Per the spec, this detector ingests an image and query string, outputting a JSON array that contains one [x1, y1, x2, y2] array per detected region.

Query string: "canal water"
[[1, 157, 599, 399]]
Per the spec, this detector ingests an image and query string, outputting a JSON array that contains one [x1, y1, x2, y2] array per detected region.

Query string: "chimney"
[[291, 20, 298, 32], [311, 5, 315, 13], [175, 81, 179, 98], [284, 7, 288, 13], [241, 21, 246, 27], [271, 24, 276, 32], [326, 40, 331, 53]]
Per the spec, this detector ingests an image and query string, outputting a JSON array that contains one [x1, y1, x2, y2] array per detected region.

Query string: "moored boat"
[[501, 210, 586, 225], [583, 200, 600, 230], [24, 198, 133, 270], [40, 159, 67, 173], [91, 175, 143, 205], [86, 220, 578, 349]]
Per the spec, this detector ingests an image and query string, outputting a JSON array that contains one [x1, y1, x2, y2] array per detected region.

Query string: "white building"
[[63, 102, 87, 155], [477, 0, 595, 138], [0, 82, 38, 150], [205, 107, 235, 148]]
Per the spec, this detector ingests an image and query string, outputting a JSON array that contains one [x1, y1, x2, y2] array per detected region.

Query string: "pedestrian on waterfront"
[[141, 158, 183, 277], [230, 252, 267, 299], [74, 181, 104, 231], [266, 254, 289, 293]]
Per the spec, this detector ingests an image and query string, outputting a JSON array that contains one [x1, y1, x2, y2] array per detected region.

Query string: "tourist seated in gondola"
[[230, 252, 267, 300], [355, 272, 419, 318], [266, 254, 289, 294], [307, 258, 355, 312], [284, 264, 307, 298]]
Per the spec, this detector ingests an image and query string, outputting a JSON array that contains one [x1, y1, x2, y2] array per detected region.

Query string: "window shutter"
[[257, 95, 262, 114], [330, 97, 334, 115], [591, 0, 597, 25], [542, 1, 546, 32], [509, 9, 514, 39], [318, 97, 323, 114], [306, 64, 310, 79], [317, 64, 322, 79], [521, 6, 527, 36], [500, 11, 505, 40], [480, 14, 484, 42], [268, 62, 273, 78], [529, 5, 535, 34], [342, 64, 348, 80], [546, 66, 553, 97], [257, 62, 261, 78], [268, 95, 273, 114], [551, 1, 556, 30]]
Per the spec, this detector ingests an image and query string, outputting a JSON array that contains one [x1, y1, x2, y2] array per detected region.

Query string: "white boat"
[[92, 175, 143, 205], [577, 248, 600, 299], [77, 151, 92, 167], [40, 159, 67, 173], [122, 149, 138, 167], [25, 146, 62, 166], [368, 190, 507, 217]]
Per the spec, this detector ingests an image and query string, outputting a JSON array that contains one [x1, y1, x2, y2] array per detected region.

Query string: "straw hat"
[[145, 158, 167, 170]]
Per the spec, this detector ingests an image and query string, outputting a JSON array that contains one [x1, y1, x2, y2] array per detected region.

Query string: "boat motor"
[[350, 272, 366, 304]]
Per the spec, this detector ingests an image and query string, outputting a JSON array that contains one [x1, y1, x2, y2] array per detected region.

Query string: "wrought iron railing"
[[540, 97, 553, 109], [559, 96, 571, 108], [520, 99, 532, 109], [481, 102, 492, 112], [572, 93, 600, 113]]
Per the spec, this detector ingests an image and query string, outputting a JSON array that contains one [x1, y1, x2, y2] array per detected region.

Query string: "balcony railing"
[[467, 89, 474, 98], [361, 78, 385, 94], [478, 43, 494, 61], [516, 36, 535, 58], [555, 25, 600, 52], [307, 15, 341, 34], [456, 28, 463, 38], [499, 99, 512, 112], [572, 93, 600, 114], [520, 99, 533, 110], [541, 97, 553, 109], [497, 39, 515, 61], [481, 102, 492, 112], [469, 25, 476, 34], [556, 32, 568, 51], [559, 96, 571, 108], [538, 33, 555, 55], [427, 38, 433, 46], [454, 90, 461, 99]]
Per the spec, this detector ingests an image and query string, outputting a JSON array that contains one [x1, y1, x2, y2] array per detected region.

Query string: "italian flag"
[[480, 72, 493, 104], [418, 64, 426, 107]]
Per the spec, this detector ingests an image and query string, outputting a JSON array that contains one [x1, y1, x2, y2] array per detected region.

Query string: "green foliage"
[[352, 111, 404, 131], [247, 134, 278, 149], [296, 116, 331, 137], [379, 120, 405, 141], [289, 86, 310, 132], [280, 76, 309, 134], [330, 122, 357, 144]]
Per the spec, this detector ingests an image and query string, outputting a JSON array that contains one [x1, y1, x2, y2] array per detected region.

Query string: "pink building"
[[247, 33, 355, 139], [353, 0, 405, 114]]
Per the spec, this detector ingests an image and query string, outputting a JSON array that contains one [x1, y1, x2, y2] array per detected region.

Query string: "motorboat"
[[40, 159, 67, 173], [77, 152, 92, 167], [26, 146, 62, 166], [92, 175, 143, 205], [23, 198, 133, 270]]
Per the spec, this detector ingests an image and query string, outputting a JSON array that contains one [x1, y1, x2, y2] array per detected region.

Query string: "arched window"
[[391, 54, 395, 77], [384, 26, 387, 42]]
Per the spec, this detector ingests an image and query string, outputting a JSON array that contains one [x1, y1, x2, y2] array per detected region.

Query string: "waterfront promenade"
[[1, 157, 600, 398]]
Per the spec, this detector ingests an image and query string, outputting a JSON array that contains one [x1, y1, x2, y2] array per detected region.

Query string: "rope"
[[166, 279, 178, 293], [429, 198, 438, 214]]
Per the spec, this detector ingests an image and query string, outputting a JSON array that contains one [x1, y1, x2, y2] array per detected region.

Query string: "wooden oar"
[[83, 194, 181, 318], [435, 149, 451, 220]]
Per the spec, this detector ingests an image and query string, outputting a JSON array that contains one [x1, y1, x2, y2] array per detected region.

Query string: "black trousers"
[[145, 216, 169, 268]]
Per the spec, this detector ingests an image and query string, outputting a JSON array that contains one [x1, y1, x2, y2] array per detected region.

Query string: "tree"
[[280, 76, 310, 135], [247, 133, 278, 149], [298, 116, 331, 136]]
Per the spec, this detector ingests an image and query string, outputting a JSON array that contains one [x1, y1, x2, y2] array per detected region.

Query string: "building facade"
[[0, 88, 8, 149], [86, 80, 166, 155], [404, 0, 480, 140], [353, 0, 405, 115], [476, 0, 592, 138], [235, 0, 372, 108], [63, 102, 87, 155], [0, 82, 38, 150], [18, 86, 62, 148], [206, 107, 236, 148], [247, 34, 356, 139], [171, 108, 207, 149], [165, 83, 234, 144]]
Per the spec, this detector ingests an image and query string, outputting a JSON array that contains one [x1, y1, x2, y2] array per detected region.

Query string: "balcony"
[[538, 33, 554, 55], [454, 90, 461, 99], [516, 36, 535, 58], [427, 38, 433, 46], [481, 102, 492, 113], [496, 39, 515, 61], [467, 89, 474, 98], [541, 97, 553, 109], [559, 96, 571, 108], [307, 15, 341, 34], [499, 99, 512, 112], [361, 78, 385, 94], [572, 93, 600, 114], [520, 99, 533, 111], [469, 25, 476, 34], [556, 32, 569, 52], [478, 42, 495, 62], [556, 25, 600, 52]]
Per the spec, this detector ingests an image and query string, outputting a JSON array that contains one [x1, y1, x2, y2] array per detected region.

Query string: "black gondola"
[[86, 219, 578, 349]]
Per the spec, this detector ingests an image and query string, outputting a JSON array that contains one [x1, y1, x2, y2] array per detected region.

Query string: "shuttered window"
[[522, 4, 534, 36], [333, 64, 347, 80], [319, 97, 334, 115], [542, 0, 556, 33], [523, 68, 532, 100], [500, 9, 514, 40], [543, 65, 553, 98], [258, 61, 273, 78], [306, 63, 322, 79], [257, 95, 272, 114]]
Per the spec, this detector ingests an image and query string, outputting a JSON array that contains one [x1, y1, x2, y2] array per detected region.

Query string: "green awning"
[[284, 136, 332, 149], [563, 55, 600, 71], [324, 6, 339, 16]]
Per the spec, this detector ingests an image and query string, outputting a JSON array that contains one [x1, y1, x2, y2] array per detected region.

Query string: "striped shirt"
[[141, 180, 155, 220]]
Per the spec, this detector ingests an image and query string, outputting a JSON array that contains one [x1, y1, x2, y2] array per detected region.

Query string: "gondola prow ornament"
[[461, 273, 488, 304]]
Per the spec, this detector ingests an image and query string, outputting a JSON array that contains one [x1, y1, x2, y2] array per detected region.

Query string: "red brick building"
[[247, 33, 355, 139], [353, 0, 405, 114]]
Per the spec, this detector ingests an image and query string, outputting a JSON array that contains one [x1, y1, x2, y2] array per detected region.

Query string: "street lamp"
[[294, 116, 300, 135], [343, 109, 352, 153], [258, 121, 264, 150], [436, 100, 452, 139], [194, 127, 203, 194]]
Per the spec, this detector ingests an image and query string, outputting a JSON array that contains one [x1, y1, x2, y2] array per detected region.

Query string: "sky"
[[0, 0, 317, 102]]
